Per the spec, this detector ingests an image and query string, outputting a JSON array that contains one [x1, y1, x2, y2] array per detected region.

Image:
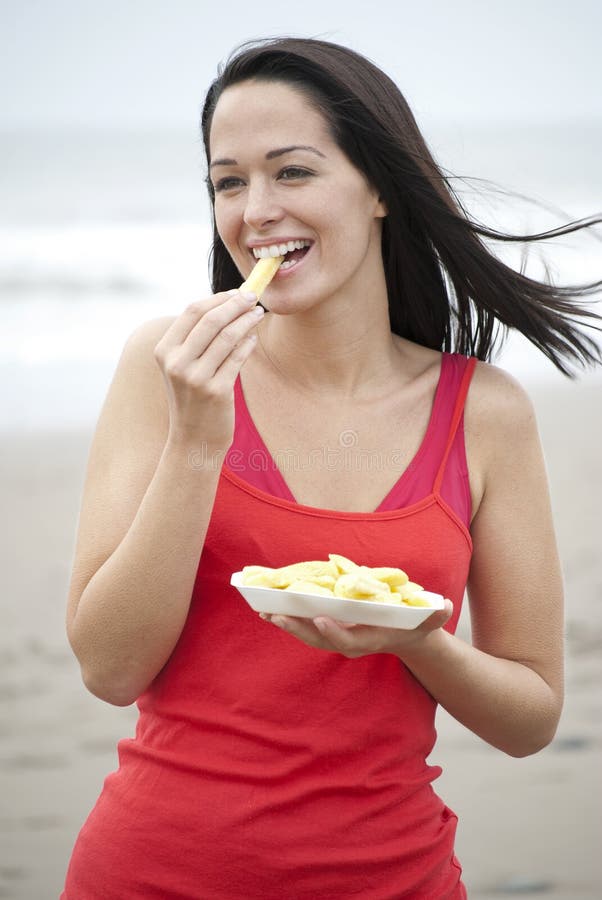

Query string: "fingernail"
[[271, 616, 287, 629], [241, 291, 257, 303], [313, 618, 327, 634]]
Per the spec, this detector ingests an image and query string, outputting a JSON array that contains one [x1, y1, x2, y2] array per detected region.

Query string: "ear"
[[374, 195, 388, 218]]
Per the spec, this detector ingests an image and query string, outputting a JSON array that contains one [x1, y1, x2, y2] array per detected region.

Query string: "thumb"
[[419, 598, 453, 633]]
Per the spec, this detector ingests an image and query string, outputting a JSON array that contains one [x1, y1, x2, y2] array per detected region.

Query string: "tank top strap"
[[432, 356, 477, 495]]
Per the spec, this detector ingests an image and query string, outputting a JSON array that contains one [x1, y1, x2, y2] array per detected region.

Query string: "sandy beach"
[[1, 377, 601, 899]]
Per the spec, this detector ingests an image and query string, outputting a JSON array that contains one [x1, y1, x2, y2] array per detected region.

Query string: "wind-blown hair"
[[201, 37, 601, 374]]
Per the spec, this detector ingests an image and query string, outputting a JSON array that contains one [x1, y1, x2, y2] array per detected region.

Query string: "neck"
[[256, 287, 401, 401]]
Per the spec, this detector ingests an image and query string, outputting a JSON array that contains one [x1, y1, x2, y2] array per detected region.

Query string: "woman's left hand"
[[259, 601, 453, 659]]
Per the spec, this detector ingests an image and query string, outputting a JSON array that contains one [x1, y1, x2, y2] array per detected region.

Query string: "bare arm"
[[399, 364, 564, 755], [264, 363, 564, 756], [67, 290, 264, 705]]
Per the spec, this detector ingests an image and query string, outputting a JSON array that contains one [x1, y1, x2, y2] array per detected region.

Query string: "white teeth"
[[252, 239, 311, 259]]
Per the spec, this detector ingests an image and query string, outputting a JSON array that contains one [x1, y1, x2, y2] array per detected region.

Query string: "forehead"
[[209, 80, 332, 157]]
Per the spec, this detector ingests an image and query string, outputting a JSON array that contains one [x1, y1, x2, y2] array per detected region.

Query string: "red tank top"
[[62, 354, 475, 899], [229, 352, 472, 524]]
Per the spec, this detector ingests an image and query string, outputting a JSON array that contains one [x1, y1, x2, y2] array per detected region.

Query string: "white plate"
[[230, 571, 444, 630]]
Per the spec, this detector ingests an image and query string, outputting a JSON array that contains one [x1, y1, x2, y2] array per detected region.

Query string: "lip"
[[242, 239, 314, 284]]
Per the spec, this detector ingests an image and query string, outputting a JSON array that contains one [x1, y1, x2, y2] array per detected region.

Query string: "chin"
[[260, 296, 304, 315], [262, 287, 330, 316]]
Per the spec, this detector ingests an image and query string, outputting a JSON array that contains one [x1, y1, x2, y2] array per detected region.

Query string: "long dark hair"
[[200, 37, 601, 375]]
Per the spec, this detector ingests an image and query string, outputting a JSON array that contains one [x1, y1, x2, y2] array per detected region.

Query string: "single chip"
[[328, 554, 360, 574], [392, 580, 424, 599], [242, 568, 287, 588], [370, 566, 409, 587], [286, 580, 335, 597], [241, 565, 273, 577], [239, 256, 283, 300], [400, 592, 433, 608], [275, 560, 339, 584], [334, 571, 392, 599], [306, 575, 337, 589]]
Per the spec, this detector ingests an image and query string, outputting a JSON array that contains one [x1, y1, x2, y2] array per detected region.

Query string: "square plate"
[[230, 571, 444, 630]]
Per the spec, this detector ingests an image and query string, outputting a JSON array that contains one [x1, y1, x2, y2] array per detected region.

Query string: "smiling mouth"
[[251, 240, 312, 270]]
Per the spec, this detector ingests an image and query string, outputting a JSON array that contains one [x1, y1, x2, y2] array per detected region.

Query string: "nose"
[[243, 178, 283, 230]]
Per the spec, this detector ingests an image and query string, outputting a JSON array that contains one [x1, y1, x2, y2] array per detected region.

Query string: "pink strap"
[[433, 356, 477, 495]]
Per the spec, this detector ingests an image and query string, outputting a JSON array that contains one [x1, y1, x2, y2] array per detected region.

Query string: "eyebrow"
[[209, 145, 326, 170]]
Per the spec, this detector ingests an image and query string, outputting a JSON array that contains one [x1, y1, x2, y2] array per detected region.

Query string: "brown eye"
[[279, 167, 312, 180], [214, 177, 244, 192]]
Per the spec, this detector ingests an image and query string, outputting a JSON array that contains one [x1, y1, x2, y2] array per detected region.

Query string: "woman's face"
[[208, 79, 387, 311]]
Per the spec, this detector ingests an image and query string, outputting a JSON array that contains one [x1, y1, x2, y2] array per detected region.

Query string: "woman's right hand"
[[153, 289, 264, 450]]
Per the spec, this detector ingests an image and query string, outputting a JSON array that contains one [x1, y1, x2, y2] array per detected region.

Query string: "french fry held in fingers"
[[239, 256, 284, 301], [240, 553, 433, 607]]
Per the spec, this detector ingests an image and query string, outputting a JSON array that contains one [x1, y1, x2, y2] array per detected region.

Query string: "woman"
[[62, 37, 600, 899]]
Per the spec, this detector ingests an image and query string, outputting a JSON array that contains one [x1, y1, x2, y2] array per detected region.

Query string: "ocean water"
[[1, 122, 601, 432]]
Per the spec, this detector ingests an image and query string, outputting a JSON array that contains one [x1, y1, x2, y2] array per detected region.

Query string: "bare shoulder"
[[127, 313, 177, 342], [464, 360, 540, 516], [121, 314, 177, 368], [86, 314, 179, 480], [113, 315, 177, 410], [90, 312, 179, 455], [466, 359, 537, 444]]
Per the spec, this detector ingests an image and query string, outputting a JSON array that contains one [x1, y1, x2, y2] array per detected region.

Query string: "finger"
[[158, 293, 262, 389], [156, 290, 240, 351], [187, 289, 257, 346], [209, 331, 260, 394], [200, 304, 265, 385], [266, 614, 359, 655], [312, 617, 385, 656], [269, 615, 334, 650]]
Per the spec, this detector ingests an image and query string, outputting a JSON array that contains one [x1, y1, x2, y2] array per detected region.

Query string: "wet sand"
[[1, 378, 601, 899]]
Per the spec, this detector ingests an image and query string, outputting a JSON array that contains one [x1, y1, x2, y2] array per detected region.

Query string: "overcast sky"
[[1, 0, 601, 130]]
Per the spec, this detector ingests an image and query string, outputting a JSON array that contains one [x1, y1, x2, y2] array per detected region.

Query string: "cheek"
[[318, 185, 373, 241], [213, 201, 240, 247], [213, 206, 230, 243]]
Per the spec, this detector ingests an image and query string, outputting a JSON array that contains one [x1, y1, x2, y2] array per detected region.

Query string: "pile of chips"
[[241, 553, 432, 606]]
